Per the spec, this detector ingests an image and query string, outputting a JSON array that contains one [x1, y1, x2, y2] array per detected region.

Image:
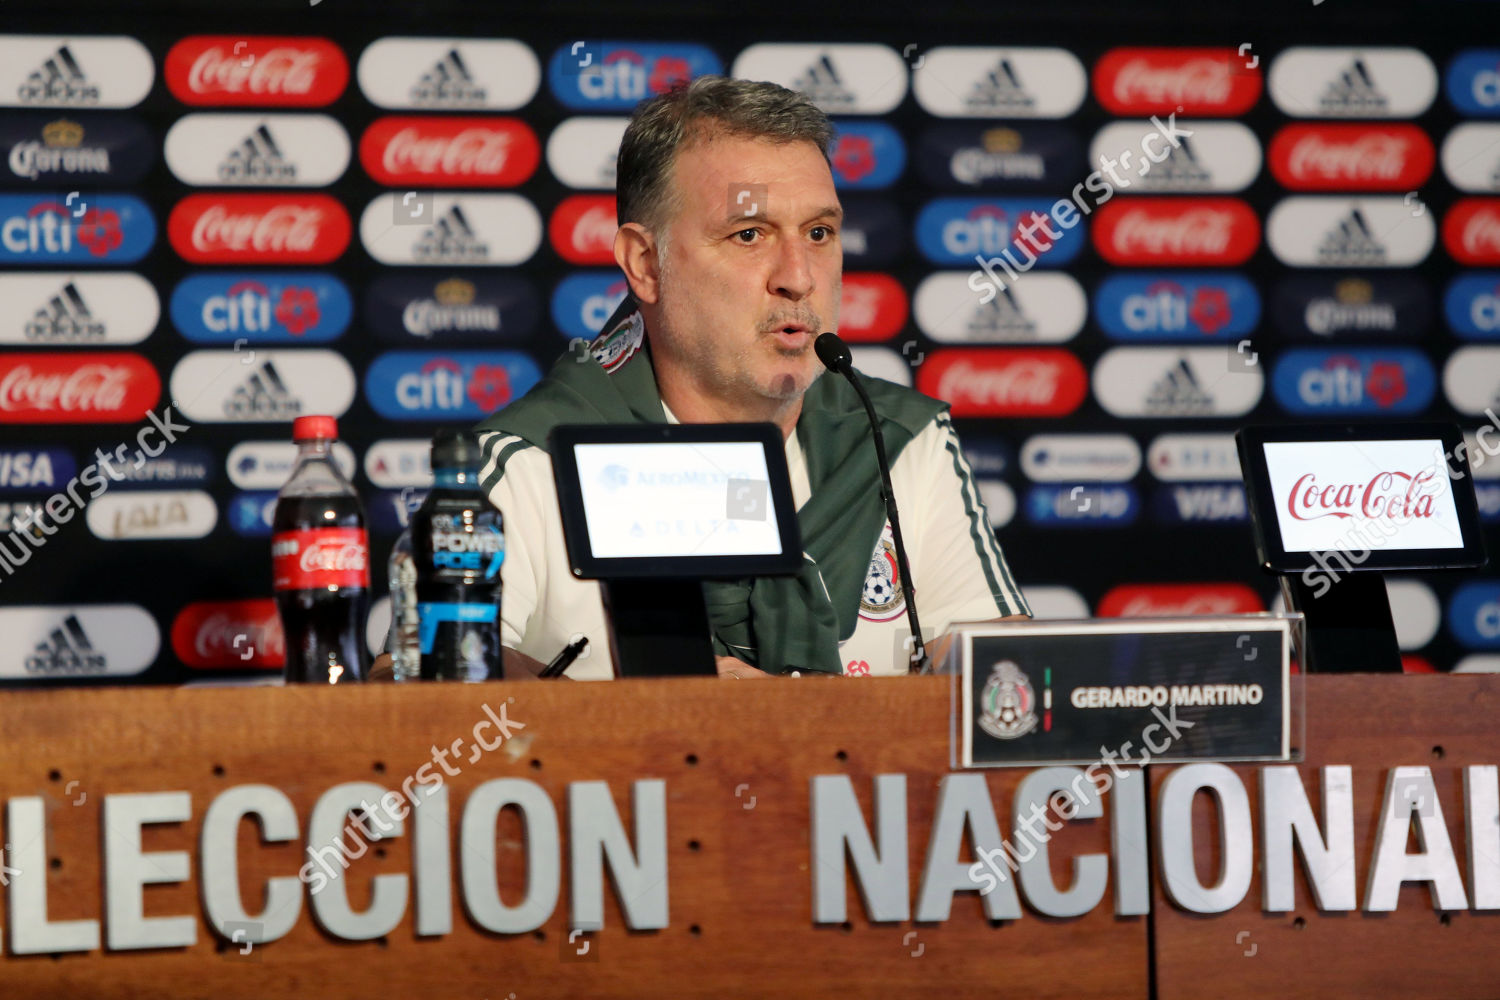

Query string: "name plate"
[[950, 616, 1297, 768]]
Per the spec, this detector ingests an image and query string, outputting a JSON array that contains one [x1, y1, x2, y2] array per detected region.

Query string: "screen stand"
[[600, 578, 716, 678], [1281, 572, 1402, 674]]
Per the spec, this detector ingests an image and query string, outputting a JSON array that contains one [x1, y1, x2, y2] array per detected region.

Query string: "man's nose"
[[768, 237, 815, 299]]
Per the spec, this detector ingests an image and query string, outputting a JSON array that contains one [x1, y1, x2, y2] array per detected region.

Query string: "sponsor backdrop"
[[1, 0, 1499, 682]]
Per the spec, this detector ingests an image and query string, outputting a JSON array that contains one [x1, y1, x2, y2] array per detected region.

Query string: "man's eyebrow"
[[810, 204, 844, 223], [719, 205, 845, 226]]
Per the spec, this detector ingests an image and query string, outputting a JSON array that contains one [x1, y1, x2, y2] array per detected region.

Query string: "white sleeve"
[[898, 414, 1031, 630], [478, 432, 545, 649]]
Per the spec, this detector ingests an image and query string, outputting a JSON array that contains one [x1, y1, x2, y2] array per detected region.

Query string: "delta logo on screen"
[[1268, 123, 1434, 191], [0, 193, 155, 263], [170, 272, 351, 343], [828, 120, 906, 190], [548, 41, 721, 111], [1093, 272, 1259, 340], [168, 193, 350, 264], [1091, 198, 1259, 266], [364, 351, 543, 420], [915, 197, 1085, 268], [359, 116, 540, 187], [1092, 47, 1261, 116], [0, 351, 159, 423], [548, 194, 617, 265], [164, 36, 349, 106]]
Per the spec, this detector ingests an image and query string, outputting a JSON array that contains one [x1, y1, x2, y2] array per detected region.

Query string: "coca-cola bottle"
[[272, 415, 369, 684]]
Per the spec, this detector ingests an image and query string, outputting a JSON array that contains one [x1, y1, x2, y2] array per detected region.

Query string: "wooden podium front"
[[0, 674, 1494, 999]]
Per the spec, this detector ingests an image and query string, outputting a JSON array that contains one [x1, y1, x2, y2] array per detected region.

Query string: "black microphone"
[[815, 332, 930, 674]]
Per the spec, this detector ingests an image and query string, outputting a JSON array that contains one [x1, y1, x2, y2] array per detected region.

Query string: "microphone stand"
[[815, 333, 931, 674]]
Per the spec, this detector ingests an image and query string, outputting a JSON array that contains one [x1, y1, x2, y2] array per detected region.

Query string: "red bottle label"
[[271, 527, 370, 591]]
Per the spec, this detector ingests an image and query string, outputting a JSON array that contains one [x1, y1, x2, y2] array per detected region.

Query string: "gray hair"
[[615, 75, 834, 233]]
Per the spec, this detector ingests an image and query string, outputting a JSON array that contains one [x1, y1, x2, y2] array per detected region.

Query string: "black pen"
[[539, 636, 589, 679]]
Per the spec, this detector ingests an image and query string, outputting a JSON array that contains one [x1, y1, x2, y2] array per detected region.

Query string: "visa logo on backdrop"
[[0, 193, 154, 263], [0, 447, 74, 491], [828, 120, 905, 189], [1153, 483, 1247, 524], [171, 272, 351, 343], [915, 197, 1084, 267], [548, 42, 720, 110], [1271, 348, 1435, 415], [552, 272, 629, 341], [364, 351, 542, 420], [1094, 272, 1259, 340]]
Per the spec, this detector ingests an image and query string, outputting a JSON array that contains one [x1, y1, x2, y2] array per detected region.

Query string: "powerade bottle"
[[411, 430, 504, 681]]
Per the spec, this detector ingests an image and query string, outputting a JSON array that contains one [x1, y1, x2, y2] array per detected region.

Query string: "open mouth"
[[773, 324, 812, 347]]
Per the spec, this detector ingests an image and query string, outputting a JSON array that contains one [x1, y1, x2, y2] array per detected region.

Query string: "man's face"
[[649, 132, 843, 407]]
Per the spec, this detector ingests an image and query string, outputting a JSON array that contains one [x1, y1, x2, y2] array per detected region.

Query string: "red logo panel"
[[549, 194, 617, 265], [272, 527, 370, 591], [172, 598, 285, 669], [165, 36, 348, 106], [1097, 583, 1265, 617], [915, 349, 1087, 417], [839, 273, 907, 342], [1444, 199, 1500, 265], [0, 352, 159, 423], [168, 194, 351, 264], [1092, 198, 1260, 266], [1268, 124, 1434, 191], [1093, 47, 1261, 115], [359, 116, 541, 188]]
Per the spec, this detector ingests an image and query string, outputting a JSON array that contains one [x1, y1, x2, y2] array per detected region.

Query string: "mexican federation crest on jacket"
[[978, 660, 1038, 740], [859, 520, 905, 622]]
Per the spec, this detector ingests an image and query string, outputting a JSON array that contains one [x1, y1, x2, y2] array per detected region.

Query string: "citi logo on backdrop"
[[170, 273, 351, 343], [363, 351, 543, 420], [553, 41, 721, 111], [0, 193, 155, 263]]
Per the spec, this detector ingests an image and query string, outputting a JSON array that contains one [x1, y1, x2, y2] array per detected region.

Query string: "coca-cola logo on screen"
[[165, 36, 348, 107], [1092, 47, 1261, 115], [1268, 124, 1434, 191], [1092, 198, 1260, 266], [359, 116, 540, 187], [1284, 469, 1442, 522], [548, 194, 617, 265], [168, 194, 351, 264], [170, 598, 285, 669], [914, 348, 1088, 417], [0, 351, 159, 423], [1444, 199, 1500, 266]]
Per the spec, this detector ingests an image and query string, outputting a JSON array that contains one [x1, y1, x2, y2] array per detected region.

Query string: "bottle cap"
[[430, 428, 483, 469], [292, 415, 338, 442]]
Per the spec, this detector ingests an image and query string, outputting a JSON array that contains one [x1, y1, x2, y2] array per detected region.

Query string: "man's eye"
[[733, 228, 759, 243], [809, 226, 834, 241]]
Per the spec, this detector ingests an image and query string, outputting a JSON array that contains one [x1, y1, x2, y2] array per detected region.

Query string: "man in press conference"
[[476, 75, 1030, 680]]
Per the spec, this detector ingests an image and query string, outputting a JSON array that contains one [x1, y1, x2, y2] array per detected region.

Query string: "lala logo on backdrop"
[[164, 36, 348, 106]]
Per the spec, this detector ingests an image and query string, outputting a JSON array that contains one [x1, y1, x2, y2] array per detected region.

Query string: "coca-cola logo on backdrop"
[[1268, 124, 1434, 191], [170, 598, 285, 669], [164, 36, 348, 106], [838, 273, 907, 342], [1444, 199, 1500, 265], [548, 194, 617, 265], [168, 193, 351, 264], [1092, 198, 1260, 266], [359, 116, 540, 187], [0, 351, 159, 423], [1097, 583, 1265, 617], [1092, 47, 1262, 115], [915, 348, 1088, 417]]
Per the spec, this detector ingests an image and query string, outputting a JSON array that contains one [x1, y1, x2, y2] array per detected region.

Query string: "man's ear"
[[614, 222, 663, 305]]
